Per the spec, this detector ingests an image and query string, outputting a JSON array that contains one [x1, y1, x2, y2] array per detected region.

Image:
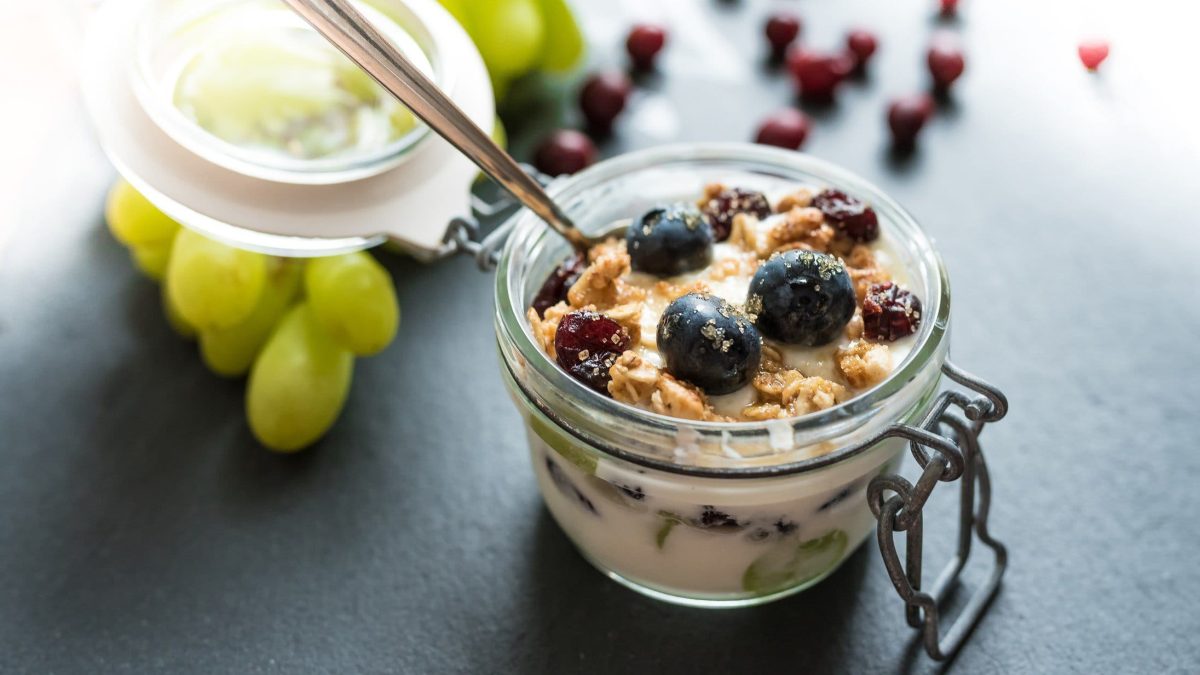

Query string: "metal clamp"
[[440, 163, 555, 271], [867, 360, 1009, 661]]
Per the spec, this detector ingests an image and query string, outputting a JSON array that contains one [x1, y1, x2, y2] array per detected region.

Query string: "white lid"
[[81, 0, 494, 258]]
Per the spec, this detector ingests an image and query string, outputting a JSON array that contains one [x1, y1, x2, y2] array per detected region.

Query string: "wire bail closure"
[[867, 361, 1009, 661], [450, 171, 1010, 661], [439, 163, 552, 270]]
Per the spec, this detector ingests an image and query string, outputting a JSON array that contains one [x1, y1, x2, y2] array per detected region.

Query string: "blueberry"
[[656, 292, 762, 395], [626, 204, 713, 275], [747, 250, 856, 346]]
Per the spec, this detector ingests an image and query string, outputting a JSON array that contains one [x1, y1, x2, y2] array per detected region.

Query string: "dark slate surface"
[[2, 0, 1198, 673]]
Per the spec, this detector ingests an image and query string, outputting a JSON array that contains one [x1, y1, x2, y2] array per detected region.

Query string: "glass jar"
[[494, 144, 953, 607]]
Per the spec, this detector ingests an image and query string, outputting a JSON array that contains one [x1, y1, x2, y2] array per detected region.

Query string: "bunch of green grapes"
[[105, 179, 400, 452], [439, 0, 585, 99]]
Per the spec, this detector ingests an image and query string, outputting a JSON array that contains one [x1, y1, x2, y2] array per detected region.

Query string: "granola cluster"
[[528, 181, 916, 422]]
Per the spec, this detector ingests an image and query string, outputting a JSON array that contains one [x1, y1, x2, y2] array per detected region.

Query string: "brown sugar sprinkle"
[[837, 339, 892, 388], [774, 187, 815, 213]]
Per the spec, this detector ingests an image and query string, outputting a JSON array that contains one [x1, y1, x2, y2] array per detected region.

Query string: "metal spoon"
[[280, 0, 596, 251]]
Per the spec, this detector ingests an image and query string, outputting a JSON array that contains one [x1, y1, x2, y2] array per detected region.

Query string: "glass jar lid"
[[81, 0, 493, 257]]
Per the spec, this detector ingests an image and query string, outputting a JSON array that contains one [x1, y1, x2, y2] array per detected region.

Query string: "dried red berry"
[[812, 189, 879, 242], [927, 38, 965, 90], [1077, 39, 1110, 70], [846, 29, 878, 70], [626, 24, 667, 70], [939, 0, 959, 17], [701, 187, 772, 242], [765, 13, 802, 57], [579, 71, 632, 132], [532, 252, 586, 317], [754, 108, 811, 150], [862, 282, 922, 341], [786, 48, 846, 100], [534, 130, 596, 177], [555, 310, 631, 393], [887, 94, 935, 148]]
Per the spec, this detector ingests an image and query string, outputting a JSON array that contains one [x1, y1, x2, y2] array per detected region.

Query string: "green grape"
[[129, 237, 175, 282], [105, 179, 179, 247], [200, 257, 303, 377], [467, 0, 545, 78], [166, 228, 267, 330], [162, 281, 196, 339], [246, 303, 353, 452], [304, 251, 399, 356], [535, 0, 585, 72]]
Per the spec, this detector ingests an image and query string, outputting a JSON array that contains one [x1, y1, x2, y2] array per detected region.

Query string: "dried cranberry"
[[927, 38, 965, 90], [626, 24, 667, 70], [579, 71, 632, 132], [846, 29, 878, 70], [812, 189, 879, 242], [786, 48, 846, 100], [764, 13, 802, 57], [531, 252, 586, 317], [701, 187, 772, 242], [755, 108, 811, 150], [862, 282, 922, 341], [1077, 39, 1110, 70], [887, 94, 935, 148], [554, 310, 630, 393], [533, 130, 596, 176], [939, 0, 959, 18]]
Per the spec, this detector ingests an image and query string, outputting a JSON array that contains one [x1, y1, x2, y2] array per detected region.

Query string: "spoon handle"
[[280, 0, 587, 249]]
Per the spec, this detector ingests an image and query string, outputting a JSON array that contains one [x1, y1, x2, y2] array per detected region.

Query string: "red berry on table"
[[534, 130, 596, 176], [887, 94, 935, 148], [755, 109, 812, 150], [927, 37, 965, 90], [786, 48, 845, 100], [626, 24, 667, 71], [579, 71, 632, 132], [764, 13, 802, 57], [1077, 39, 1110, 70], [939, 0, 959, 17], [846, 29, 878, 69]]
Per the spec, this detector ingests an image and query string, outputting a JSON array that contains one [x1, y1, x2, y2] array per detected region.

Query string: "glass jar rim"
[[129, 0, 446, 184], [495, 143, 951, 477]]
